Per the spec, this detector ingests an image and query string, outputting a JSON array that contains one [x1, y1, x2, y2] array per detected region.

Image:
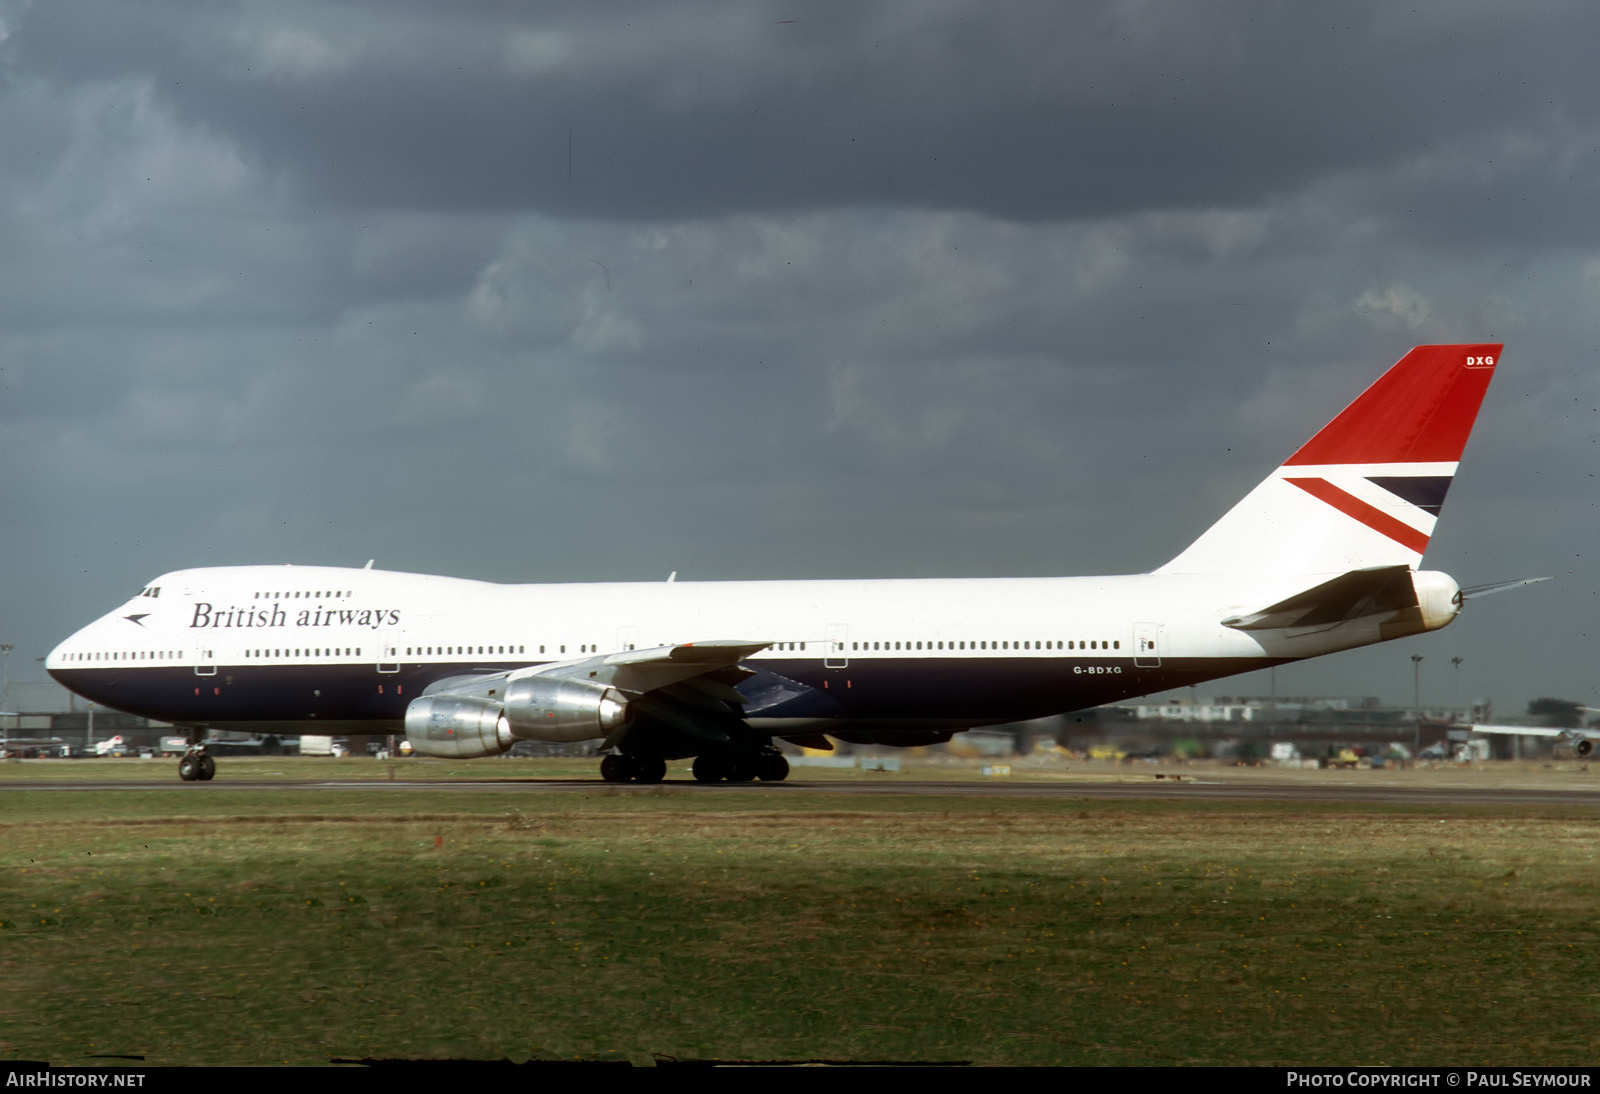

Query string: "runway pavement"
[[4, 772, 1599, 806]]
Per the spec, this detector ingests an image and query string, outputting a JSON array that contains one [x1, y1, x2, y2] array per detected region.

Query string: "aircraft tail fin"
[[1156, 344, 1501, 576]]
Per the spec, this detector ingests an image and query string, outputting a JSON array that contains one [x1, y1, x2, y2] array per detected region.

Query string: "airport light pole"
[[0, 643, 11, 750], [1412, 653, 1424, 757]]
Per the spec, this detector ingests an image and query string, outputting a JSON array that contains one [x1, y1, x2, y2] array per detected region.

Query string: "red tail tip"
[[1285, 344, 1501, 466]]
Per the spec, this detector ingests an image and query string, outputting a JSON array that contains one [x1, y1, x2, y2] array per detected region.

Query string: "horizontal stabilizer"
[[1222, 565, 1417, 631]]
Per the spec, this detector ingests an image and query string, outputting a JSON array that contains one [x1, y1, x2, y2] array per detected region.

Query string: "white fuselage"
[[46, 563, 1423, 739]]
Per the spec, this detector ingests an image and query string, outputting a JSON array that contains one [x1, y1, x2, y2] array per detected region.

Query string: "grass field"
[[2, 762, 1598, 1066]]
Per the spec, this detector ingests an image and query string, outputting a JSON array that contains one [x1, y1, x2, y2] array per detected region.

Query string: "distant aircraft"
[[0, 735, 69, 758], [47, 344, 1532, 783], [1460, 713, 1600, 759]]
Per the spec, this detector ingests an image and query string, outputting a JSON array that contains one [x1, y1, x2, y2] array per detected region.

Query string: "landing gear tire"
[[178, 753, 214, 782], [756, 752, 790, 782], [724, 757, 757, 783], [692, 754, 725, 783], [601, 754, 668, 783]]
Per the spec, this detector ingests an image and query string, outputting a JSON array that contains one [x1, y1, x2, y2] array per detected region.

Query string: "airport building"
[[0, 695, 1584, 764]]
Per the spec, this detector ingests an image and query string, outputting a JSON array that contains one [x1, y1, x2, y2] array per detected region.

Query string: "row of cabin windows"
[[244, 649, 362, 658], [63, 650, 184, 662], [73, 637, 1118, 660], [848, 639, 1118, 651], [69, 648, 387, 662], [253, 590, 352, 600], [69, 639, 1120, 664], [76, 645, 564, 662], [384, 641, 1120, 657], [775, 640, 1117, 652], [400, 646, 624, 656], [233, 640, 1119, 659]]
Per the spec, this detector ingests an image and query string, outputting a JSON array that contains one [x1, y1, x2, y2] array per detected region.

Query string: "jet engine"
[[502, 675, 629, 742], [404, 674, 630, 758], [404, 694, 513, 759], [1553, 734, 1595, 760]]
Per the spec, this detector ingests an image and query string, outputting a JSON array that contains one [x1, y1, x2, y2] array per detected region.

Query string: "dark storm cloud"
[[14, 1, 1598, 225]]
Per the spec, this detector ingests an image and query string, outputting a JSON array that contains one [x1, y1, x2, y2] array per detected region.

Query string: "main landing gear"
[[691, 747, 789, 784], [596, 746, 791, 783], [599, 753, 668, 784], [178, 749, 215, 782], [178, 731, 215, 782]]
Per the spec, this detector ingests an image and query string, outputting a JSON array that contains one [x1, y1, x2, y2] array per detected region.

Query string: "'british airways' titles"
[[189, 603, 402, 630]]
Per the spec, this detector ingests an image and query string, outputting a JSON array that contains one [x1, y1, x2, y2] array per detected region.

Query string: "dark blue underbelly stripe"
[[50, 655, 1283, 732]]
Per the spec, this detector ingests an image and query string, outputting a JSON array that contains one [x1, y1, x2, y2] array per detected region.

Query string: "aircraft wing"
[[420, 640, 772, 752], [1456, 724, 1599, 739], [424, 640, 768, 699]]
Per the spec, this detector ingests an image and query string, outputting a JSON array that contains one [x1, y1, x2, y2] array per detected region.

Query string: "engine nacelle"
[[404, 694, 514, 759], [503, 673, 629, 743], [1554, 736, 1595, 760]]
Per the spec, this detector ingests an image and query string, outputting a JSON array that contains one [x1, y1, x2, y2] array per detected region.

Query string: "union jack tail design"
[[1157, 344, 1501, 577]]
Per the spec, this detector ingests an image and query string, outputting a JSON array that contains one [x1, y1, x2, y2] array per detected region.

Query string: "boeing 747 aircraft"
[[49, 344, 1514, 782]]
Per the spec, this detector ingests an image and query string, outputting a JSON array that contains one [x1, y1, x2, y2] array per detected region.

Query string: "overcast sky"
[[3, 1, 1594, 717]]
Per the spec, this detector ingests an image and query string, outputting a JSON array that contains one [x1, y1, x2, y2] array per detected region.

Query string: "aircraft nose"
[[45, 630, 77, 678], [45, 616, 109, 684]]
